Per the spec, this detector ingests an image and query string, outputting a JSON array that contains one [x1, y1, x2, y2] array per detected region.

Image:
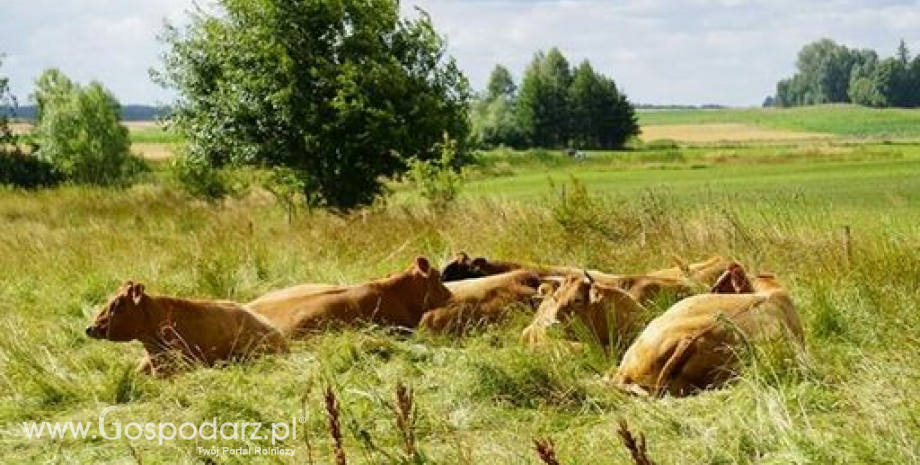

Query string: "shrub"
[[0, 152, 62, 188], [32, 70, 143, 186], [407, 135, 464, 210], [168, 154, 241, 203]]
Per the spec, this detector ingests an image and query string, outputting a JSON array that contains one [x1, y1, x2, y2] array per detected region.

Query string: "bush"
[[32, 70, 142, 186], [0, 152, 62, 188], [168, 154, 241, 203], [407, 136, 464, 210]]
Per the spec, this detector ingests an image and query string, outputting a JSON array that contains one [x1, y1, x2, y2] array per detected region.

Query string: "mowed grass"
[[639, 104, 920, 139], [1, 137, 919, 463]]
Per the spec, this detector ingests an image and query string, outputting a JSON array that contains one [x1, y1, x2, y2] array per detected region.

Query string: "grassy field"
[[639, 105, 920, 139], [2, 110, 920, 464]]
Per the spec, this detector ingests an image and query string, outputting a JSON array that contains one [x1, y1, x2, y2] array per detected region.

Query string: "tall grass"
[[1, 159, 919, 463]]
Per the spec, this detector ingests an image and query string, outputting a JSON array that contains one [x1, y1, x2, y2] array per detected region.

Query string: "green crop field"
[[2, 108, 920, 464], [638, 104, 920, 139]]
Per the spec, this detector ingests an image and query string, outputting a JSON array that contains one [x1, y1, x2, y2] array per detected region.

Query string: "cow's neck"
[[135, 296, 201, 348], [372, 272, 428, 318]]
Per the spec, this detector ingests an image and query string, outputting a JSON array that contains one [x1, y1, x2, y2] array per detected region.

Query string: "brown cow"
[[86, 282, 287, 377], [248, 283, 343, 308], [520, 272, 648, 348], [611, 272, 804, 397], [419, 270, 542, 334], [247, 257, 452, 337]]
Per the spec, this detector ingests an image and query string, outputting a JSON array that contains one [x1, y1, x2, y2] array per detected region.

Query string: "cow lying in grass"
[[86, 282, 287, 377], [520, 272, 648, 349], [441, 253, 726, 303], [611, 268, 805, 397], [247, 257, 452, 337], [440, 252, 623, 285], [419, 270, 543, 335]]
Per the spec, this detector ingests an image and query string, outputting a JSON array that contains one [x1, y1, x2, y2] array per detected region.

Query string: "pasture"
[[1, 107, 919, 463]]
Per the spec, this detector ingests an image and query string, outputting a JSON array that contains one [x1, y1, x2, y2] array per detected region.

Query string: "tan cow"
[[648, 256, 730, 288], [86, 282, 287, 377], [419, 270, 542, 334], [247, 257, 452, 337], [611, 272, 804, 397], [248, 283, 343, 308], [520, 272, 648, 348], [441, 253, 727, 304]]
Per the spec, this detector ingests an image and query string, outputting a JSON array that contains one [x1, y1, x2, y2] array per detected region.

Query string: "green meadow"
[[1, 107, 919, 463], [639, 104, 920, 139]]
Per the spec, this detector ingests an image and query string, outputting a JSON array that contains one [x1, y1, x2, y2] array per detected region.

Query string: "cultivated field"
[[1, 107, 919, 463], [639, 123, 831, 143]]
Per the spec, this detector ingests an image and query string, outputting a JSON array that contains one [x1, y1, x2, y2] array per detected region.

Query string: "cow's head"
[[753, 273, 783, 292], [409, 256, 453, 309], [441, 252, 482, 282], [710, 262, 754, 294], [536, 272, 604, 325], [86, 281, 149, 342]]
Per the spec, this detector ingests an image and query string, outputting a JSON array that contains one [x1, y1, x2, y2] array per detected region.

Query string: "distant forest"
[[772, 38, 920, 108], [5, 104, 169, 122]]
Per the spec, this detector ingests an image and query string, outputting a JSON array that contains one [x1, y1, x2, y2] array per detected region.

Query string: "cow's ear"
[[455, 252, 470, 263], [471, 257, 487, 268], [589, 286, 604, 305], [415, 256, 431, 274], [672, 254, 691, 275], [129, 283, 146, 305]]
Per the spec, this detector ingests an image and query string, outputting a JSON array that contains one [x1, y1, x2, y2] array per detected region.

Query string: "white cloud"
[[2, 0, 919, 105]]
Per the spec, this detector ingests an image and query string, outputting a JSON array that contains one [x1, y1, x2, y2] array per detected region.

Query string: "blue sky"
[[2, 0, 919, 106]]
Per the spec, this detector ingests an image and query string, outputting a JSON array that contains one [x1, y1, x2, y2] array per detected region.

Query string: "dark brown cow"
[[247, 257, 452, 337], [86, 282, 287, 377]]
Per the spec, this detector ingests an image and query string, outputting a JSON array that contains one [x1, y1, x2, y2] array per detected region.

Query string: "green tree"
[[777, 39, 870, 106], [156, 0, 470, 211], [517, 48, 573, 148], [568, 60, 638, 149], [32, 69, 137, 185], [0, 57, 62, 188], [0, 55, 14, 149], [470, 97, 525, 148], [486, 65, 516, 102], [32, 68, 75, 123], [471, 64, 524, 148]]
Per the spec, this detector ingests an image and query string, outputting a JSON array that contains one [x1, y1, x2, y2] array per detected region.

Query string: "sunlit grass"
[[1, 140, 919, 463]]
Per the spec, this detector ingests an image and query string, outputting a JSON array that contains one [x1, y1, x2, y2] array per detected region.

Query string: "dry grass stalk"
[[324, 387, 347, 465], [617, 419, 657, 465], [394, 381, 417, 458], [533, 437, 562, 465]]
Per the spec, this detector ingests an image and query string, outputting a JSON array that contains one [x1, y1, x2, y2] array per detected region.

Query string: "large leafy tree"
[[156, 0, 470, 210]]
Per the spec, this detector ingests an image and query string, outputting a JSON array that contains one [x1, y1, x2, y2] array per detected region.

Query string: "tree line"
[[3, 0, 639, 210], [472, 48, 639, 150], [774, 38, 920, 108]]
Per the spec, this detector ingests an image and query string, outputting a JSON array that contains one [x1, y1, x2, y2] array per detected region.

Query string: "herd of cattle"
[[85, 253, 805, 397]]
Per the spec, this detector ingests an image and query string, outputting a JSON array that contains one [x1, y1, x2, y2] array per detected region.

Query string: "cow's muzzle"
[[85, 325, 105, 339]]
